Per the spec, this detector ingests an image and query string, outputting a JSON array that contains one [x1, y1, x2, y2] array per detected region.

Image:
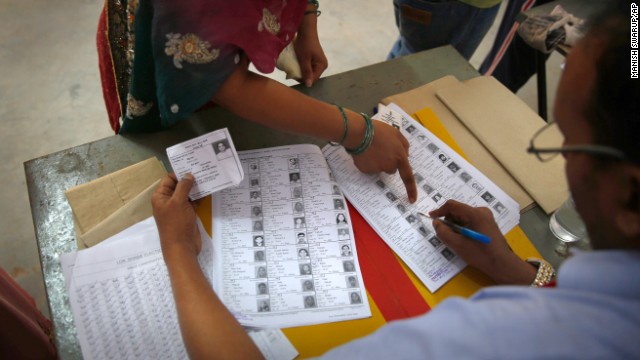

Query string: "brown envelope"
[[436, 76, 567, 213], [65, 157, 167, 248], [382, 76, 535, 212]]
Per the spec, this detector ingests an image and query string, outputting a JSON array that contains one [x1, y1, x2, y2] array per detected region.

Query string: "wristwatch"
[[526, 257, 556, 287]]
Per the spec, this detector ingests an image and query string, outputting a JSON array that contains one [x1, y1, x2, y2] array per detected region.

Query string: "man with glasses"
[[151, 1, 638, 357]]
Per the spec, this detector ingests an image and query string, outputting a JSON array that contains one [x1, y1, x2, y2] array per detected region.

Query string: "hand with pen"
[[429, 200, 537, 285]]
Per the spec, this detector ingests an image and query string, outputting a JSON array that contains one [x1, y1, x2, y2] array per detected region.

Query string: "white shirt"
[[320, 250, 640, 359]]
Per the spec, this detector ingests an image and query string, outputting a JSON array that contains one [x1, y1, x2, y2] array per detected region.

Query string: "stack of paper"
[[382, 75, 568, 213]]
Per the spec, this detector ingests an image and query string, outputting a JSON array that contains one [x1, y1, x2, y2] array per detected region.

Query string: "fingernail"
[[184, 173, 194, 180], [305, 79, 312, 87]]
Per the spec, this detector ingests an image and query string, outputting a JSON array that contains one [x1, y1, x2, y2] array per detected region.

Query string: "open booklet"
[[60, 217, 298, 360], [323, 104, 520, 292], [211, 144, 371, 328]]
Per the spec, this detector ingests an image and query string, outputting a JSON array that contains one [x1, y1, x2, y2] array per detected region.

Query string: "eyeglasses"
[[526, 121, 627, 162]]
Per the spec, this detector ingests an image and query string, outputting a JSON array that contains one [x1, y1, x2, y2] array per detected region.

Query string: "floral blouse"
[[114, 0, 307, 133]]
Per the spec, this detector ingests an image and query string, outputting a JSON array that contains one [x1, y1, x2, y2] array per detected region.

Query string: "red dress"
[[97, 0, 307, 133], [0, 267, 57, 359]]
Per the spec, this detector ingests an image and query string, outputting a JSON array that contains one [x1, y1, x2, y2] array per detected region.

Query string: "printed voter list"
[[166, 128, 244, 200]]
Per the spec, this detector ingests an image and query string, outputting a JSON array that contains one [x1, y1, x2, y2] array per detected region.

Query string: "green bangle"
[[307, 0, 320, 8], [346, 113, 375, 155], [330, 104, 349, 146]]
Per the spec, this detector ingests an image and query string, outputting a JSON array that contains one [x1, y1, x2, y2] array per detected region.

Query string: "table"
[[25, 45, 573, 359]]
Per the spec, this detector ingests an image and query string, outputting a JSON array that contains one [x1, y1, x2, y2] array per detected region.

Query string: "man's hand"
[[429, 200, 536, 285], [152, 173, 201, 259]]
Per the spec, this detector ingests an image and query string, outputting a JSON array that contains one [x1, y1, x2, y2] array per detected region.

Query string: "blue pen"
[[418, 212, 491, 244]]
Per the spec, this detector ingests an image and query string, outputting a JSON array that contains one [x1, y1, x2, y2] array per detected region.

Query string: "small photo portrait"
[[289, 172, 301, 184], [333, 198, 345, 210], [447, 162, 461, 173], [329, 171, 336, 182], [414, 172, 425, 183], [438, 153, 449, 163], [256, 266, 268, 278], [427, 142, 439, 153], [257, 299, 270, 312], [417, 134, 427, 142], [471, 182, 484, 192], [292, 186, 303, 198], [250, 178, 260, 187], [406, 214, 417, 224], [251, 205, 262, 217], [396, 203, 407, 214], [441, 247, 455, 261], [254, 250, 266, 262], [257, 282, 269, 295], [293, 201, 305, 213], [422, 183, 435, 195], [288, 157, 299, 169], [343, 260, 355, 272], [250, 190, 261, 202], [301, 279, 315, 292], [494, 202, 506, 214], [248, 163, 259, 173], [253, 220, 264, 231], [432, 193, 443, 203], [253, 235, 265, 247], [296, 232, 307, 244], [337, 228, 350, 240], [375, 180, 386, 189], [303, 295, 317, 308], [297, 247, 310, 259], [336, 213, 348, 225], [428, 236, 442, 248], [481, 191, 496, 204], [294, 217, 306, 229], [385, 192, 398, 203], [459, 172, 472, 183], [332, 185, 341, 195], [405, 125, 416, 134], [299, 263, 313, 275], [213, 139, 233, 160], [349, 292, 362, 304], [418, 226, 429, 236], [340, 244, 352, 257], [346, 275, 359, 288]]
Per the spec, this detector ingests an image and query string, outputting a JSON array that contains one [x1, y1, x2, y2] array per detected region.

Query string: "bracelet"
[[307, 0, 320, 8], [329, 104, 348, 146], [304, 10, 322, 16], [526, 258, 556, 287], [345, 113, 375, 155]]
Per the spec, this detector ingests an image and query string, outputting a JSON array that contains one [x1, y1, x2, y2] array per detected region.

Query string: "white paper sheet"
[[323, 104, 520, 292], [166, 128, 244, 200], [212, 144, 371, 328], [61, 217, 297, 360]]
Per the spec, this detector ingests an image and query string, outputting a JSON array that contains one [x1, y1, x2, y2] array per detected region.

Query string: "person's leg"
[[387, 0, 500, 61], [449, 2, 500, 60], [388, 0, 460, 59], [480, 0, 554, 92]]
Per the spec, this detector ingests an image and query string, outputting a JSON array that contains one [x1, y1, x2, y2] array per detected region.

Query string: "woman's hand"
[[352, 121, 417, 203], [295, 13, 328, 87], [429, 200, 536, 285], [152, 173, 201, 260]]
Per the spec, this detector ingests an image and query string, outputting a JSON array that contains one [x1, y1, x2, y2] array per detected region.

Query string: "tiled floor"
[[0, 0, 562, 318]]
